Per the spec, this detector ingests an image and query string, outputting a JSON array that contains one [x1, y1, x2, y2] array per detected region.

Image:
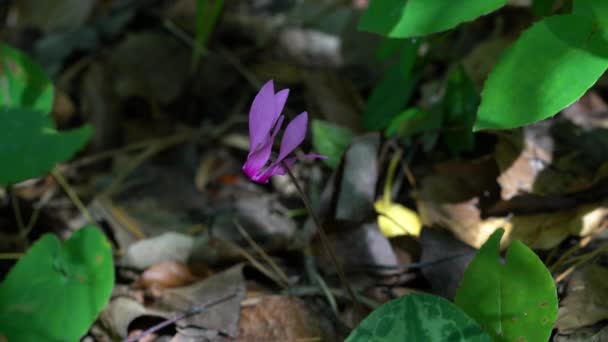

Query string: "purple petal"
[[277, 112, 308, 162], [275, 89, 289, 118], [253, 157, 298, 183], [248, 80, 278, 150], [242, 114, 285, 176]]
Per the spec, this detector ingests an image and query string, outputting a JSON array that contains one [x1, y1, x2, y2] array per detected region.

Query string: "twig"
[[123, 292, 237, 342], [0, 252, 24, 260], [10, 189, 25, 236], [52, 168, 95, 224], [234, 220, 290, 286], [282, 164, 362, 312]]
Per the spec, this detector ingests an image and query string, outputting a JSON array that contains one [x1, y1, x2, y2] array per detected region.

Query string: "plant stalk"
[[282, 164, 362, 312]]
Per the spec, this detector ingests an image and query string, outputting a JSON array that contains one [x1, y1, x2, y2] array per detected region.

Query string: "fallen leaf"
[[419, 228, 476, 299], [374, 200, 421, 238], [121, 233, 195, 270], [158, 265, 246, 338], [133, 261, 202, 291], [230, 296, 336, 342], [336, 133, 380, 222], [557, 263, 608, 332]]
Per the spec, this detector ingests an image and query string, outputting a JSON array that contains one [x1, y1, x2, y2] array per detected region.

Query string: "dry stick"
[[282, 164, 362, 312], [123, 292, 237, 342], [52, 168, 95, 224], [0, 252, 24, 260], [234, 220, 291, 286], [10, 189, 26, 235]]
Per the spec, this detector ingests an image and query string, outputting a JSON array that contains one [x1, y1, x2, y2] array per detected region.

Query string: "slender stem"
[[282, 164, 362, 312], [10, 189, 25, 235], [383, 148, 403, 205], [123, 292, 236, 342], [52, 168, 95, 224]]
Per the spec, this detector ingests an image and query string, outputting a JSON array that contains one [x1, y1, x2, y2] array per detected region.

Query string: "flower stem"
[[282, 164, 362, 312]]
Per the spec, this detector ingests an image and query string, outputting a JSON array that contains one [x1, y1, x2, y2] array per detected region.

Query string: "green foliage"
[[346, 293, 491, 341], [385, 107, 442, 152], [0, 226, 114, 342], [574, 0, 608, 39], [532, 0, 557, 17], [475, 14, 608, 131], [384, 66, 478, 154], [361, 1, 608, 132], [311, 119, 354, 169], [192, 0, 225, 70], [0, 107, 92, 186], [455, 229, 558, 342], [359, 0, 506, 38], [0, 43, 54, 114], [441, 66, 479, 154], [363, 39, 419, 131]]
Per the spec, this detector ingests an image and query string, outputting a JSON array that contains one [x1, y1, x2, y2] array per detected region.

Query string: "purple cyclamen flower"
[[243, 80, 326, 183]]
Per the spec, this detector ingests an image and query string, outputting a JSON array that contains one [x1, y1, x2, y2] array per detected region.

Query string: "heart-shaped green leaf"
[[475, 14, 608, 131], [0, 43, 54, 114], [455, 229, 558, 341], [347, 293, 492, 341], [311, 119, 354, 169], [0, 226, 114, 342], [0, 107, 92, 186], [359, 0, 506, 38]]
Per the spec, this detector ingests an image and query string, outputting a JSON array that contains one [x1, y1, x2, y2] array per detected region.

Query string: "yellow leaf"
[[374, 200, 422, 238]]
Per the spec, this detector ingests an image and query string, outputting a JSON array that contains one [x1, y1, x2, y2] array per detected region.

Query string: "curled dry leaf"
[[417, 157, 608, 249], [133, 261, 201, 292]]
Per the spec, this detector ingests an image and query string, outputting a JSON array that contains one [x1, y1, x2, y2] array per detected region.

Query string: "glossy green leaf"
[[359, 0, 506, 38], [0, 226, 114, 342], [0, 43, 54, 114], [347, 292, 492, 342], [311, 119, 354, 169], [455, 229, 558, 342], [0, 107, 92, 186], [475, 14, 608, 131], [442, 66, 479, 154]]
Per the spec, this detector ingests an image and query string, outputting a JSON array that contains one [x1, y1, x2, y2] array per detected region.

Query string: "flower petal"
[[243, 115, 285, 180], [248, 80, 278, 150], [277, 112, 308, 162], [275, 89, 289, 118], [253, 157, 298, 183]]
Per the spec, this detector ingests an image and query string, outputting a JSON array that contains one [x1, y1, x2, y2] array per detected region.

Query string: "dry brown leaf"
[[133, 261, 201, 291], [557, 263, 608, 332], [230, 296, 335, 342]]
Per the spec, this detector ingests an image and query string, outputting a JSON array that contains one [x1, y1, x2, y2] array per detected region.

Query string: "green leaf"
[[574, 0, 608, 39], [363, 40, 419, 131], [346, 292, 492, 342], [385, 107, 442, 151], [475, 14, 608, 131], [0, 226, 114, 342], [0, 107, 92, 186], [311, 119, 354, 169], [454, 229, 558, 342], [0, 43, 54, 114], [532, 0, 557, 17], [359, 0, 506, 38], [442, 66, 479, 154]]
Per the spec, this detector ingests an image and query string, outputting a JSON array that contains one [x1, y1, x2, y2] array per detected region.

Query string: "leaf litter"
[[2, 1, 608, 341]]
